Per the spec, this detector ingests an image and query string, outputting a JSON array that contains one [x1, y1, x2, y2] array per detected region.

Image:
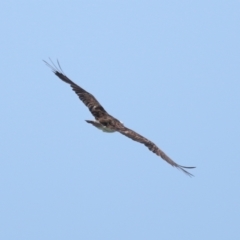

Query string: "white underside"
[[97, 125, 116, 133], [89, 120, 123, 133]]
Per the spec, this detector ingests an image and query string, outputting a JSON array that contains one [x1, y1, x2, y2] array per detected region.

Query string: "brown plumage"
[[44, 59, 195, 176]]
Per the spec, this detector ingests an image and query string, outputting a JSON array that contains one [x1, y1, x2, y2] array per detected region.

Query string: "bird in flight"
[[44, 59, 195, 176]]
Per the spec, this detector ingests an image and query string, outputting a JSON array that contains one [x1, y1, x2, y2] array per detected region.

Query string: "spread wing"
[[117, 126, 195, 176], [44, 60, 108, 120]]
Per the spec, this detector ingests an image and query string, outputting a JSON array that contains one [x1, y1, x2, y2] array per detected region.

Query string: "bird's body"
[[85, 120, 117, 133], [44, 60, 195, 176]]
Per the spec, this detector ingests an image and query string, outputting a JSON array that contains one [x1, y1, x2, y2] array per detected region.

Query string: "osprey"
[[44, 60, 195, 176]]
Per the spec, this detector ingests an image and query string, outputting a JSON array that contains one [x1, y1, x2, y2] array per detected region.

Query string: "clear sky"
[[1, 1, 239, 239]]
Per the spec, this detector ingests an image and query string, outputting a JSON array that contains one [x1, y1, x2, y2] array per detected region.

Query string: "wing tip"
[[43, 58, 65, 75], [43, 59, 57, 73], [178, 165, 196, 177]]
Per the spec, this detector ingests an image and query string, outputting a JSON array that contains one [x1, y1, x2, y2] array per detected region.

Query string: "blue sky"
[[1, 1, 240, 239]]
